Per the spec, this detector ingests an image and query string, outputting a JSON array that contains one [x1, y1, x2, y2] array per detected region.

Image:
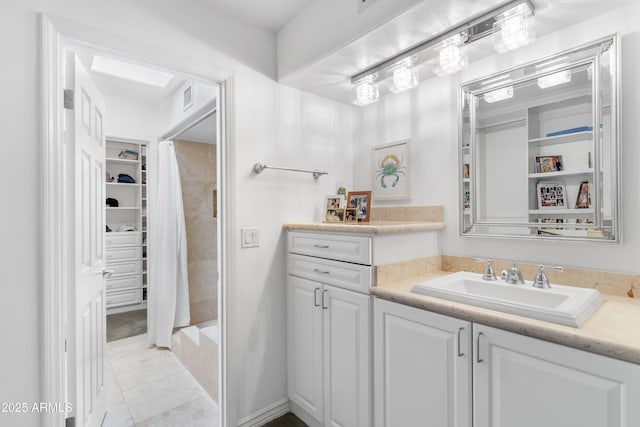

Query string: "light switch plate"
[[241, 227, 259, 248]]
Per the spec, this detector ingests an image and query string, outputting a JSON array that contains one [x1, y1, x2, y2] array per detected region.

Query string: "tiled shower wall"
[[174, 140, 217, 325]]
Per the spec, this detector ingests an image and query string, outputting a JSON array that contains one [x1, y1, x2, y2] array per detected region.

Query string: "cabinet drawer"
[[106, 275, 142, 292], [107, 260, 143, 278], [105, 232, 142, 247], [106, 289, 142, 308], [288, 231, 372, 265], [288, 253, 372, 294], [106, 246, 142, 262]]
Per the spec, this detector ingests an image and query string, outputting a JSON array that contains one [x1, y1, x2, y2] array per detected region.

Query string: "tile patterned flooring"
[[103, 333, 218, 426]]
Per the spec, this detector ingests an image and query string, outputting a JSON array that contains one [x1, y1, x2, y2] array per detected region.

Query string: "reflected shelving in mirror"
[[459, 36, 619, 242]]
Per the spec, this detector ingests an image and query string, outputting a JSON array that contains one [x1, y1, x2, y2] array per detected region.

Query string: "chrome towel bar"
[[252, 163, 328, 179]]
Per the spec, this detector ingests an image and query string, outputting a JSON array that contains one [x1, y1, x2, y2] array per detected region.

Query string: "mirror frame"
[[458, 35, 620, 243]]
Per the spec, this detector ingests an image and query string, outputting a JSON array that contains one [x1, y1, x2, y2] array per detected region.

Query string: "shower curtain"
[[148, 140, 190, 348]]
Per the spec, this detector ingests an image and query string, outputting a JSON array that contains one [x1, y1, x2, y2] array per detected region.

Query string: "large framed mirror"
[[459, 35, 619, 242]]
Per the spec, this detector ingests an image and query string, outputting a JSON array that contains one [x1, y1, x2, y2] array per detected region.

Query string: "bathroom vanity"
[[284, 222, 444, 427]]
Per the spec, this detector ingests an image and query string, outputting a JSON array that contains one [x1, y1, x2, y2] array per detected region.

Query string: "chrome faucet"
[[475, 257, 497, 281], [501, 259, 525, 285], [532, 264, 564, 289]]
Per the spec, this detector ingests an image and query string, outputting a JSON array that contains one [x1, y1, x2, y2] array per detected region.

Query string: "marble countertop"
[[372, 271, 640, 365], [283, 221, 445, 234]]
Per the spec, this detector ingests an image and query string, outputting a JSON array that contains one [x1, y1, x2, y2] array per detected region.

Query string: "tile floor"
[[107, 309, 148, 342], [103, 333, 218, 426]]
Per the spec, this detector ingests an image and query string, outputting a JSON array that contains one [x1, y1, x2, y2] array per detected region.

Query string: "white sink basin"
[[411, 271, 603, 327]]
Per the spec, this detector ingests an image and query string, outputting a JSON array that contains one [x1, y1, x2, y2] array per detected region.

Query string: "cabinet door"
[[374, 298, 472, 427], [323, 285, 370, 427], [287, 276, 324, 423], [473, 323, 640, 427]]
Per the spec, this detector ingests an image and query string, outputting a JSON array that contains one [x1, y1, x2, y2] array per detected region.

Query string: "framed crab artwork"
[[372, 140, 410, 201]]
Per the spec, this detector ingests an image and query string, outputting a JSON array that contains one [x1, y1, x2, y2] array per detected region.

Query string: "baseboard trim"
[[237, 398, 291, 427], [290, 402, 323, 427]]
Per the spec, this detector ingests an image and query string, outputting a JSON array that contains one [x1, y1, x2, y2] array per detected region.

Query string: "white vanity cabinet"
[[373, 298, 472, 427], [374, 299, 640, 427], [473, 323, 640, 427], [287, 231, 372, 427]]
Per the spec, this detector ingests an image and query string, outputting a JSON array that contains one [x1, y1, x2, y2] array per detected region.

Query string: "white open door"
[[65, 52, 108, 427]]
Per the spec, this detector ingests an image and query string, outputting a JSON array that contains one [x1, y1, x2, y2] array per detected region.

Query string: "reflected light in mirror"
[[484, 86, 514, 103], [537, 70, 572, 89]]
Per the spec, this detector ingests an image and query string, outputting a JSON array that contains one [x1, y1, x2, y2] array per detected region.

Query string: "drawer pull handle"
[[457, 327, 464, 357], [322, 290, 328, 310], [476, 332, 484, 364], [313, 268, 331, 275], [313, 288, 320, 307], [313, 244, 330, 249]]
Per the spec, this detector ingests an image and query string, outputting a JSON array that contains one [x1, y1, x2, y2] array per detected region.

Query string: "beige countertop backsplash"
[[373, 255, 640, 365]]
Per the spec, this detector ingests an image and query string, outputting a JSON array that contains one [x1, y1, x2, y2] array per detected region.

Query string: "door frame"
[[41, 15, 235, 427]]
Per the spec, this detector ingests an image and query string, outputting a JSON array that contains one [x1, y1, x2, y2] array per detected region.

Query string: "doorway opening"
[[42, 16, 230, 427]]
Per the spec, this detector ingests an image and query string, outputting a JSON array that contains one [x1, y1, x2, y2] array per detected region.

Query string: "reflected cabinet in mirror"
[[459, 36, 619, 242]]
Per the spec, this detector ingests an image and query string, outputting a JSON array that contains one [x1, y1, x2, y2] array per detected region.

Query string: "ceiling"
[[279, 0, 637, 104], [198, 0, 313, 31], [176, 114, 217, 144]]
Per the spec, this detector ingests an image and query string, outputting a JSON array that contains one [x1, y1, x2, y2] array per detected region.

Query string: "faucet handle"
[[532, 264, 564, 289], [475, 258, 497, 281]]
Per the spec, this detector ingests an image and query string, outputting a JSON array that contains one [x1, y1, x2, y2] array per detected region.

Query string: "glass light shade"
[[537, 70, 572, 89], [387, 57, 418, 93], [352, 76, 379, 106], [493, 4, 535, 53], [484, 86, 514, 103], [436, 35, 468, 76]]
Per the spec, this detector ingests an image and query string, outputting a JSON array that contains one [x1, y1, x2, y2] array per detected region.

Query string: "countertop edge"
[[371, 286, 640, 366], [283, 221, 446, 234]]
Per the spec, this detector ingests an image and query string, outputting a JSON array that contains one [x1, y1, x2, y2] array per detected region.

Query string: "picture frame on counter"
[[347, 191, 371, 223], [324, 208, 345, 223]]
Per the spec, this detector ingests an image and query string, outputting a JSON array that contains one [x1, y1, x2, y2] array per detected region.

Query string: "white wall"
[[0, 2, 352, 427], [157, 81, 218, 138], [277, 0, 421, 79], [103, 95, 159, 142], [353, 2, 640, 274]]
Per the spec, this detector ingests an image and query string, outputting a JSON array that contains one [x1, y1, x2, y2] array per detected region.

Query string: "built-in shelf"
[[106, 207, 140, 210], [462, 178, 470, 183], [529, 209, 595, 215], [106, 157, 140, 165], [528, 130, 593, 146], [528, 169, 593, 179]]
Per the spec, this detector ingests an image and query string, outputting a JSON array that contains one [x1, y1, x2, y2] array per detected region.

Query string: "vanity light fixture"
[[493, 3, 535, 53], [435, 34, 469, 76], [537, 70, 572, 89], [387, 55, 419, 93], [349, 0, 535, 106], [352, 73, 380, 106]]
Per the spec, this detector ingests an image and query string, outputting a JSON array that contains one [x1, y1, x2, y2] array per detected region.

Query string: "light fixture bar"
[[350, 0, 534, 84]]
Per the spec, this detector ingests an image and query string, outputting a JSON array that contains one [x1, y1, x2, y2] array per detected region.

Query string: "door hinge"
[[65, 416, 75, 427], [64, 89, 74, 110]]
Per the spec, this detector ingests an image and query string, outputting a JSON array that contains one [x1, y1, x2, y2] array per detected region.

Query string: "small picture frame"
[[536, 182, 567, 209], [347, 191, 372, 223], [575, 181, 592, 209], [463, 163, 470, 179], [344, 208, 358, 223], [535, 155, 564, 173], [325, 195, 344, 210], [324, 208, 345, 223]]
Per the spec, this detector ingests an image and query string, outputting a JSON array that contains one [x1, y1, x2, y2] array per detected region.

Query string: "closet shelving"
[[105, 137, 150, 314]]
